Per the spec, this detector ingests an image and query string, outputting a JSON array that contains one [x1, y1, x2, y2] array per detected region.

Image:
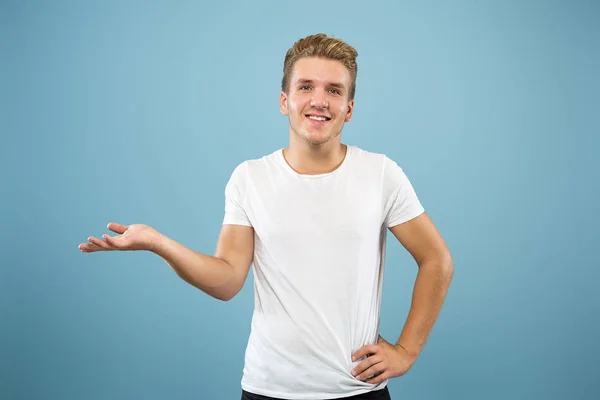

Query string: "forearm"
[[153, 234, 240, 301], [395, 259, 454, 359]]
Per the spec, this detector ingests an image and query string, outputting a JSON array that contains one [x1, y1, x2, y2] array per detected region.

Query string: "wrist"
[[149, 231, 168, 255], [394, 342, 420, 361]]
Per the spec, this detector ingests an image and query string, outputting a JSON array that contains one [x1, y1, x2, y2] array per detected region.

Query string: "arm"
[[79, 222, 255, 302], [388, 211, 454, 360], [155, 224, 255, 301], [351, 212, 453, 382]]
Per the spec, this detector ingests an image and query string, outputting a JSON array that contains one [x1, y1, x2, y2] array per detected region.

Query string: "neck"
[[283, 139, 347, 175]]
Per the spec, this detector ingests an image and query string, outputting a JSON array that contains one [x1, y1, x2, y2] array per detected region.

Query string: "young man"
[[79, 34, 454, 400]]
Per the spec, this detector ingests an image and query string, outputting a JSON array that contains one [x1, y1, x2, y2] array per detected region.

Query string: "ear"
[[345, 98, 355, 122], [280, 91, 289, 115]]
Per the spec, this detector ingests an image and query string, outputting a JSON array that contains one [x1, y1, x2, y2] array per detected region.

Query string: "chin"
[[291, 124, 339, 146], [304, 133, 334, 146]]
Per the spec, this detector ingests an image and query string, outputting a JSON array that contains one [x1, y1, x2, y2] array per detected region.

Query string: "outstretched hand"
[[351, 335, 416, 384], [78, 222, 162, 253]]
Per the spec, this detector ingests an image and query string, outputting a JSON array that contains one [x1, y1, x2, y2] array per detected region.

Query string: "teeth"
[[308, 115, 327, 121]]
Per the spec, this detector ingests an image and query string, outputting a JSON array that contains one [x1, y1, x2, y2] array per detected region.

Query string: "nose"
[[310, 89, 329, 109]]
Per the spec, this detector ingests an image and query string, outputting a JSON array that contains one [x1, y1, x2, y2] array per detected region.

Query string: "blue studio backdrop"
[[1, 1, 598, 399]]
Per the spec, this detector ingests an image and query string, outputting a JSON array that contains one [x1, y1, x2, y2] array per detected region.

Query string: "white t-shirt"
[[222, 144, 425, 399]]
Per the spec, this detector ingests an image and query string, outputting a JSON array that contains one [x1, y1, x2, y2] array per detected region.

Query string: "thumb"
[[107, 222, 129, 234]]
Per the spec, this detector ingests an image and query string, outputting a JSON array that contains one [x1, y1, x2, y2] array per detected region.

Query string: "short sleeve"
[[222, 163, 252, 227], [382, 157, 425, 228]]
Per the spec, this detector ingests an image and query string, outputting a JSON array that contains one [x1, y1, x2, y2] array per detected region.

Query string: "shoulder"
[[227, 148, 283, 181], [348, 145, 418, 194], [348, 145, 386, 163], [347, 145, 404, 174]]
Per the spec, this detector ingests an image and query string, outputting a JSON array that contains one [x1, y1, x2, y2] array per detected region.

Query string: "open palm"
[[79, 222, 161, 253]]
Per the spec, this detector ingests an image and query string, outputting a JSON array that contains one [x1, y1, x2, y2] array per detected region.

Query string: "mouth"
[[305, 114, 332, 123]]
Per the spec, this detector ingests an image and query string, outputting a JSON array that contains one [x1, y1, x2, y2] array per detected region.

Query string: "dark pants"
[[241, 386, 391, 400]]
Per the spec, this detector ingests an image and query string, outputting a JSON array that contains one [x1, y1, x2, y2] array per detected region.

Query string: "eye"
[[299, 85, 311, 91], [328, 88, 341, 95]]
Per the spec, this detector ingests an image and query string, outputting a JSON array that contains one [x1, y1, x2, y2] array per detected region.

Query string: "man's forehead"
[[291, 59, 351, 87], [295, 78, 346, 89]]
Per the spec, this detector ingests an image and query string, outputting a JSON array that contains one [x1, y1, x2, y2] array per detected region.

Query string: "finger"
[[88, 236, 113, 250], [107, 222, 129, 234], [352, 344, 378, 362], [355, 359, 385, 382], [78, 243, 104, 252], [103, 234, 128, 249], [352, 355, 382, 378], [366, 371, 389, 385]]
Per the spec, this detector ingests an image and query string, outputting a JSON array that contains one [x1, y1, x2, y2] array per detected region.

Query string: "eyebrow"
[[296, 79, 346, 90]]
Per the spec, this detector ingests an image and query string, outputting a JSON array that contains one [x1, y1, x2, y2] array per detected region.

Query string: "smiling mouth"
[[305, 114, 331, 122]]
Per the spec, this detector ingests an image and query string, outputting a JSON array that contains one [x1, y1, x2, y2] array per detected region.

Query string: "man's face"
[[280, 57, 354, 146]]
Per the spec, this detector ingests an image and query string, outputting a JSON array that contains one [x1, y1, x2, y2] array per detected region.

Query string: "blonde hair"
[[281, 33, 358, 100]]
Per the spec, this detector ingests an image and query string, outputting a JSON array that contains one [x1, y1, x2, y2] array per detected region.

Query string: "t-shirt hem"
[[241, 381, 388, 400], [222, 218, 252, 227], [387, 206, 425, 228]]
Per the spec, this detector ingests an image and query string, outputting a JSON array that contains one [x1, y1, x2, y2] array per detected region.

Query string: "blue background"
[[1, 0, 598, 399]]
